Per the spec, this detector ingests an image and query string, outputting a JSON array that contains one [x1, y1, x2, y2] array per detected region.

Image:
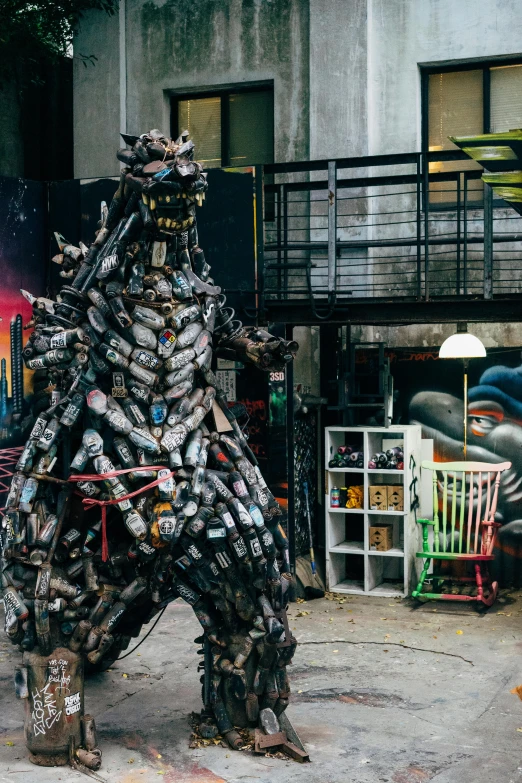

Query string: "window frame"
[[170, 82, 274, 168], [421, 56, 522, 209], [421, 55, 522, 156]]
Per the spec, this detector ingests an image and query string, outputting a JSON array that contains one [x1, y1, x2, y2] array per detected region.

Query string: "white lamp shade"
[[439, 332, 486, 359]]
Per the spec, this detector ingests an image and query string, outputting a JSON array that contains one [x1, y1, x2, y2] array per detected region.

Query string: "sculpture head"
[[118, 128, 208, 234]]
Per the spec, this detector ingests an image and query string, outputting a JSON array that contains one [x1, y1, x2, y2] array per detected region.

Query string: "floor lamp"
[[439, 323, 486, 458]]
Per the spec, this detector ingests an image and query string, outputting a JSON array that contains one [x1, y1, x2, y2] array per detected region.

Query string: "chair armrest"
[[417, 518, 434, 526]]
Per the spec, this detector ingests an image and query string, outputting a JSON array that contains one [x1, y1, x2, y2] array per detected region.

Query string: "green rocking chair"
[[412, 460, 511, 606]]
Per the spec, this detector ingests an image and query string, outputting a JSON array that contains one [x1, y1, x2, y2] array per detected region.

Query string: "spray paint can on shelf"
[[330, 487, 340, 507]]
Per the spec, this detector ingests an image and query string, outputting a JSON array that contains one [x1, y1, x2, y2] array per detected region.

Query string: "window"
[[171, 85, 274, 168], [422, 60, 522, 205]]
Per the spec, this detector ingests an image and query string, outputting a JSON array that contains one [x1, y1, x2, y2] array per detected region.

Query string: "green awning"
[[449, 130, 522, 172], [450, 130, 522, 213]]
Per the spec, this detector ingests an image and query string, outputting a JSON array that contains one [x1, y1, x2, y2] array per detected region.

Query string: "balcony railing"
[[260, 151, 522, 323]]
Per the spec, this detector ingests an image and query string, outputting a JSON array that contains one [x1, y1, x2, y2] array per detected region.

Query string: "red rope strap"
[[69, 466, 175, 562]]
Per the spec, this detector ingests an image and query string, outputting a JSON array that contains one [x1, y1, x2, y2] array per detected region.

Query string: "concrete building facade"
[[74, 0, 522, 177], [73, 0, 522, 354]]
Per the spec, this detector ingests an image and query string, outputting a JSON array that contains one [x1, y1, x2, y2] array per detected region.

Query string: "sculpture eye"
[[469, 415, 496, 436]]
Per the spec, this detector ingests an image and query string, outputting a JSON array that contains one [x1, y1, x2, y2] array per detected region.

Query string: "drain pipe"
[[119, 0, 126, 137]]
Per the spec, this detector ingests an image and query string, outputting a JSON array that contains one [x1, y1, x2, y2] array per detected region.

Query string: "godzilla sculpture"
[[1, 129, 298, 769]]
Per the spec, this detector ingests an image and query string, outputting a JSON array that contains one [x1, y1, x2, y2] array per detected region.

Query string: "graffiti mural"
[[406, 350, 522, 585], [0, 178, 47, 447]]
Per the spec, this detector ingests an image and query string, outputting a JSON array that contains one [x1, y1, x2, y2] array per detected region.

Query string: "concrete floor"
[[1, 591, 522, 783]]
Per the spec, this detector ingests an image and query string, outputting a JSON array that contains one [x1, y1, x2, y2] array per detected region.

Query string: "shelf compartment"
[[368, 582, 405, 597], [367, 469, 404, 475], [330, 540, 365, 553], [368, 513, 404, 554], [330, 579, 366, 594], [367, 431, 404, 458], [326, 429, 364, 471], [329, 552, 364, 594], [329, 507, 365, 514], [367, 509, 406, 516], [368, 547, 404, 557], [328, 467, 366, 474], [367, 552, 405, 596], [328, 513, 364, 550]]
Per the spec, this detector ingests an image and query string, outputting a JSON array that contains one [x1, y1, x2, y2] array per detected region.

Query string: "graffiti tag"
[[31, 681, 62, 736], [64, 691, 81, 716]]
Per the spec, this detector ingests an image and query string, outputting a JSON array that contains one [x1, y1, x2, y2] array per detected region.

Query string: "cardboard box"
[[387, 485, 404, 511], [369, 485, 388, 510], [369, 525, 393, 551]]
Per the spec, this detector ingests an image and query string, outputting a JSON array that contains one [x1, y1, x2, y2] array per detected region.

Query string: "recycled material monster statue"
[[1, 129, 298, 769]]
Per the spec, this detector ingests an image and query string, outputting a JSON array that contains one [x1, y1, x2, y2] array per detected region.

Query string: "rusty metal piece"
[[281, 741, 310, 762], [69, 619, 92, 652], [223, 729, 243, 750], [253, 728, 287, 753], [76, 747, 102, 770], [86, 633, 114, 664], [83, 626, 104, 653], [81, 715, 98, 751], [246, 691, 259, 723]]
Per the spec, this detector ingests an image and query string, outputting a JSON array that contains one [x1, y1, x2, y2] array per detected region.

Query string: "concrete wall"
[[368, 0, 522, 156], [74, 0, 310, 178], [309, 0, 368, 160], [73, 0, 522, 171], [72, 0, 522, 350], [292, 326, 321, 396], [353, 322, 522, 349], [74, 8, 121, 179]]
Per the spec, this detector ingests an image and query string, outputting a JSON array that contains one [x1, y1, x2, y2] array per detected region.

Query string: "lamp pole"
[[463, 358, 468, 458]]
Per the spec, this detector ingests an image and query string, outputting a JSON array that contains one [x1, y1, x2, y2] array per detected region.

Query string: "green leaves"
[[0, 0, 119, 90]]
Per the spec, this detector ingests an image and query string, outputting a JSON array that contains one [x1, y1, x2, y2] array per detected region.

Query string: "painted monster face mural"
[[410, 361, 522, 583]]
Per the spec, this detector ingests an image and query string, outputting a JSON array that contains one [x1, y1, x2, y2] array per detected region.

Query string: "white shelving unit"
[[325, 425, 426, 597]]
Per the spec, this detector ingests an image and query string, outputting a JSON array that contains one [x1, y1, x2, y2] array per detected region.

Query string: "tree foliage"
[[0, 0, 119, 90]]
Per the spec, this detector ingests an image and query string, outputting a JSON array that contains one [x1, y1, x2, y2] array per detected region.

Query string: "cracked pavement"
[[1, 590, 522, 782]]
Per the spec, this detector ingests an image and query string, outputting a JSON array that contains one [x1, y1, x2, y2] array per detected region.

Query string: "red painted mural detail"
[[0, 177, 47, 447], [237, 398, 267, 458], [240, 398, 267, 420]]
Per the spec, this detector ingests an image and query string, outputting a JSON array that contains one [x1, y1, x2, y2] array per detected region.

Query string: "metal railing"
[[260, 151, 522, 320]]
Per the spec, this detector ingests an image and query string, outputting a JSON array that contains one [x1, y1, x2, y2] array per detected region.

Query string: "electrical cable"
[[116, 607, 167, 660]]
